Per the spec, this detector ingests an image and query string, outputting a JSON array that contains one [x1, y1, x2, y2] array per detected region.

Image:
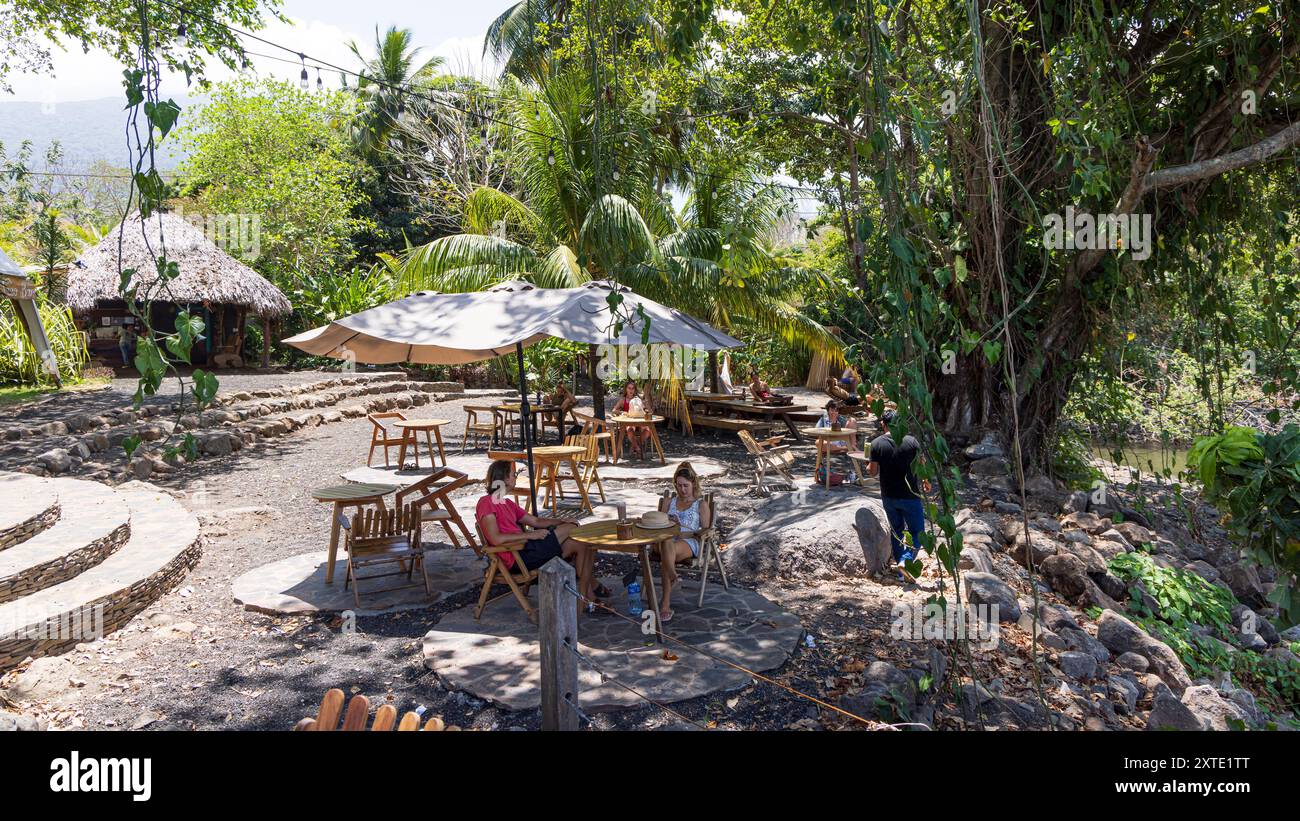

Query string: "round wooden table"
[[608, 414, 666, 464], [801, 426, 863, 489], [311, 482, 398, 584], [393, 419, 451, 469], [530, 444, 590, 513], [569, 519, 681, 641]]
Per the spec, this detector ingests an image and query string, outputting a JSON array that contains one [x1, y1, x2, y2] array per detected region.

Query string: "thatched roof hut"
[[67, 212, 291, 318]]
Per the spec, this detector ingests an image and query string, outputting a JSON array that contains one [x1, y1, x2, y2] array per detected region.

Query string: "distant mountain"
[[0, 95, 201, 173]]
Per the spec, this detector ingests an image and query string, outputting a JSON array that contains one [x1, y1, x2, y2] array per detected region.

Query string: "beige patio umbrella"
[[283, 280, 741, 509]]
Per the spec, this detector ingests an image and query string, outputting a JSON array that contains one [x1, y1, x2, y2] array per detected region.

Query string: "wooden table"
[[801, 426, 863, 489], [569, 520, 681, 641], [393, 419, 450, 468], [608, 414, 666, 464], [694, 398, 810, 439], [531, 444, 590, 513], [492, 403, 564, 446], [311, 482, 398, 584]]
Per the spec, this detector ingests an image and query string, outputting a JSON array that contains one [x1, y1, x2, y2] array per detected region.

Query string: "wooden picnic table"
[[531, 444, 591, 513], [311, 482, 399, 584], [608, 414, 666, 464], [801, 426, 865, 489], [694, 397, 810, 439], [569, 519, 681, 642], [393, 418, 450, 468]]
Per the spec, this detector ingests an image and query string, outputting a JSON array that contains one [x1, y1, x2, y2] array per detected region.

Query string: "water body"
[[1089, 443, 1191, 476]]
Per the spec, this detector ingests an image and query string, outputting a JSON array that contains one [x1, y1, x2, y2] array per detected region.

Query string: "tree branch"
[[1142, 119, 1300, 193]]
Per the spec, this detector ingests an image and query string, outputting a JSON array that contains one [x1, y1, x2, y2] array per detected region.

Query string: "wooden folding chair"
[[345, 502, 429, 608], [737, 430, 796, 494], [657, 491, 729, 607], [394, 467, 477, 549], [462, 405, 497, 453], [571, 409, 614, 463], [367, 411, 408, 467], [472, 519, 538, 622], [293, 688, 449, 731], [546, 434, 605, 512]]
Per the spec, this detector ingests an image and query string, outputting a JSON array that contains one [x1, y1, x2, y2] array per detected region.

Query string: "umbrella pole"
[[515, 343, 539, 514]]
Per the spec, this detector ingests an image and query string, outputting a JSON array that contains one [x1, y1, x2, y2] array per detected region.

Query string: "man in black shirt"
[[867, 410, 930, 581]]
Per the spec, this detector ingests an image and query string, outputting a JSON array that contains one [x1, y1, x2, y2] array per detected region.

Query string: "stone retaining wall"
[[0, 503, 59, 552], [0, 522, 131, 605]]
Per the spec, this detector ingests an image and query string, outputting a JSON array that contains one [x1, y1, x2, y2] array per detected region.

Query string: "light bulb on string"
[[315, 68, 323, 91], [177, 20, 189, 48], [547, 140, 556, 166], [298, 54, 309, 89]]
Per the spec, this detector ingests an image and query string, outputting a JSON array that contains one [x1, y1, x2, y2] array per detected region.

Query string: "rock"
[[15, 714, 44, 731], [1037, 603, 1080, 633], [36, 448, 74, 474], [4, 656, 77, 701], [1039, 630, 1069, 650], [0, 711, 17, 731], [1040, 553, 1090, 599], [1116, 651, 1150, 673], [723, 491, 893, 580], [200, 433, 234, 457], [1062, 529, 1092, 545], [129, 457, 153, 480], [994, 501, 1022, 515], [1186, 560, 1221, 584], [1147, 688, 1208, 731], [962, 572, 1022, 622], [838, 662, 918, 720], [1093, 572, 1129, 601], [1280, 625, 1300, 643], [1097, 611, 1192, 693], [963, 434, 1004, 460], [1181, 685, 1251, 731], [1061, 490, 1090, 514], [969, 456, 1009, 476], [1022, 474, 1057, 496], [1108, 675, 1140, 715], [958, 546, 994, 574], [1059, 626, 1110, 664], [1222, 564, 1266, 608], [1011, 535, 1057, 569], [1058, 650, 1098, 680], [1113, 521, 1152, 545], [1063, 511, 1108, 534]]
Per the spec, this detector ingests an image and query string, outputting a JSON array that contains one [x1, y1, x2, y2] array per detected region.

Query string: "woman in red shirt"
[[476, 460, 604, 606]]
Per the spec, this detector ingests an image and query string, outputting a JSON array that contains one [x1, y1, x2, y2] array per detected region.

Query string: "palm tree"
[[392, 74, 841, 359], [347, 25, 445, 155]]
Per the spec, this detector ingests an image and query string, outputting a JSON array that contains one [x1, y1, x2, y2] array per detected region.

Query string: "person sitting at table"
[[549, 383, 579, 439], [816, 399, 859, 481], [612, 380, 649, 458], [748, 369, 773, 401], [656, 461, 712, 623], [476, 460, 608, 606]]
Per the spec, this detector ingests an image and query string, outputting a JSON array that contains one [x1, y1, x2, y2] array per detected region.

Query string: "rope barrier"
[[560, 635, 709, 729]]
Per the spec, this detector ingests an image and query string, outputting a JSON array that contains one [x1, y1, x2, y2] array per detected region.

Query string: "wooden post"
[[588, 343, 606, 420], [539, 557, 580, 731], [261, 315, 272, 369], [708, 351, 719, 394]]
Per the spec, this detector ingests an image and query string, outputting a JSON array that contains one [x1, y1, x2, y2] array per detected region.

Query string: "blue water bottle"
[[627, 581, 643, 617]]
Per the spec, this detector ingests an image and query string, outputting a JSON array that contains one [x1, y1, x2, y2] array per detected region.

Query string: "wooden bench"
[[691, 415, 781, 434]]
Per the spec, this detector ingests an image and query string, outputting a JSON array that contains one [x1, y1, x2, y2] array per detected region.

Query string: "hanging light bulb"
[[547, 140, 556, 166], [533, 102, 540, 121], [315, 68, 323, 91], [177, 19, 189, 48], [299, 54, 309, 89]]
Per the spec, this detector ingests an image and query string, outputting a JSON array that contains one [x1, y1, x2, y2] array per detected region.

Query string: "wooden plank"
[[539, 557, 580, 731], [341, 694, 370, 730], [314, 688, 345, 731], [371, 704, 397, 731]]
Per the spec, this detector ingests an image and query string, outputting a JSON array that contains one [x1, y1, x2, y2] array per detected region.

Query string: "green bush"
[[0, 297, 88, 385]]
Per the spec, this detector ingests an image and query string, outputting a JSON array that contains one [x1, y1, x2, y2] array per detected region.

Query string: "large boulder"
[[3, 656, 77, 702], [962, 572, 1022, 622], [1180, 685, 1252, 731], [723, 489, 892, 580], [1222, 563, 1266, 608], [1096, 611, 1192, 693], [1147, 688, 1208, 731]]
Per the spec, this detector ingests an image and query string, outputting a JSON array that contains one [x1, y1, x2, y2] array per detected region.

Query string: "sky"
[[4, 0, 514, 103]]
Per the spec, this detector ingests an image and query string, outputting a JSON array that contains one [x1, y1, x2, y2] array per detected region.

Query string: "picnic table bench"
[[690, 397, 812, 440]]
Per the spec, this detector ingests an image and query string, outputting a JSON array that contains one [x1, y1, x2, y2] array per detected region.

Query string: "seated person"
[[548, 383, 580, 438], [656, 462, 713, 623], [824, 377, 861, 406], [613, 380, 650, 458], [476, 460, 607, 605], [840, 367, 861, 394], [816, 400, 858, 451], [748, 369, 773, 401]]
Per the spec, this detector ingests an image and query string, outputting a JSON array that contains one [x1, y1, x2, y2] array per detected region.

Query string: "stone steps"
[[2, 375, 467, 481], [0, 473, 200, 670], [0, 479, 131, 604], [0, 475, 60, 551]]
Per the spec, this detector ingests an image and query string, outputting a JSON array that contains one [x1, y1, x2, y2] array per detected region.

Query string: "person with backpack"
[[867, 409, 931, 582]]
